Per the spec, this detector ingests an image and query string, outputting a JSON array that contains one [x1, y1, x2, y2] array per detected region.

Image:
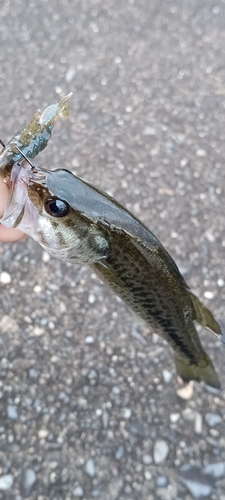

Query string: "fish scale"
[[91, 228, 201, 362]]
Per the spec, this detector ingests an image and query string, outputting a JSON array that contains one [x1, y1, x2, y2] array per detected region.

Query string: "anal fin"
[[189, 292, 222, 338]]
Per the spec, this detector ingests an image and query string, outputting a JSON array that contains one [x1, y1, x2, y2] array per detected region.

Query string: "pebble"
[[179, 465, 215, 498], [73, 485, 84, 497], [194, 413, 203, 434], [144, 471, 152, 481], [203, 462, 225, 479], [20, 468, 36, 497], [42, 251, 50, 262], [88, 370, 97, 380], [153, 440, 169, 464], [196, 149, 207, 157], [65, 330, 73, 339], [122, 408, 132, 419], [143, 126, 156, 136], [88, 294, 96, 304], [204, 291, 214, 300], [84, 459, 95, 477], [91, 489, 100, 497], [131, 325, 147, 345], [182, 408, 196, 421], [49, 461, 58, 470], [33, 326, 45, 336], [115, 446, 124, 461], [85, 336, 94, 344], [0, 272, 11, 284], [38, 429, 49, 439], [163, 370, 173, 383], [170, 413, 180, 423], [29, 368, 38, 379], [0, 474, 14, 490], [205, 413, 222, 427], [156, 476, 168, 487], [65, 67, 76, 83], [102, 411, 109, 429], [142, 455, 153, 465], [205, 231, 215, 243], [7, 405, 18, 420], [112, 386, 121, 395], [180, 158, 188, 167], [205, 385, 220, 395], [126, 421, 146, 438]]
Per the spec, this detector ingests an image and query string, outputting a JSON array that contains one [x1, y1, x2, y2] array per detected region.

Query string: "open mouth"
[[0, 160, 45, 230]]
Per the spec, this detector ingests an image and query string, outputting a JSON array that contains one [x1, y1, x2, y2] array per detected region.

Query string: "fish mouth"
[[0, 160, 46, 234]]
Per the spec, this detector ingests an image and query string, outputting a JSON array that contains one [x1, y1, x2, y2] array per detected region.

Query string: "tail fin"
[[189, 292, 222, 338], [175, 353, 220, 389]]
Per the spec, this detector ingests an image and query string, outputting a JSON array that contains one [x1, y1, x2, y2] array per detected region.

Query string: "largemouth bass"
[[0, 97, 223, 389]]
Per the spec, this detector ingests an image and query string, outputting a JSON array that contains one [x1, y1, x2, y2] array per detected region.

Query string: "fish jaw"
[[0, 161, 67, 258], [0, 161, 41, 239]]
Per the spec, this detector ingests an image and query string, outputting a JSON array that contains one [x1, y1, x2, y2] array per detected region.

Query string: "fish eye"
[[44, 198, 69, 217]]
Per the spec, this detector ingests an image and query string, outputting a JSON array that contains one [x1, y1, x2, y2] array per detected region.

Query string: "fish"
[[0, 97, 223, 389]]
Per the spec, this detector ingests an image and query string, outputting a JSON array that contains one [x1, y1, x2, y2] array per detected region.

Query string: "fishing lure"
[[0, 93, 72, 172]]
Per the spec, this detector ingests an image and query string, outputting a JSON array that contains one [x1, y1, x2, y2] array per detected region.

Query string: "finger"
[[0, 224, 26, 242]]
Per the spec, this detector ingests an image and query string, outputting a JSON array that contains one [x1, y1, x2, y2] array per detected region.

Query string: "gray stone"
[[7, 405, 18, 420], [194, 412, 203, 434], [131, 324, 147, 345], [85, 336, 94, 344], [126, 421, 146, 438], [205, 413, 222, 427], [122, 408, 132, 419], [142, 455, 152, 465], [203, 462, 225, 479], [91, 489, 100, 497], [153, 440, 169, 464], [88, 370, 97, 380], [102, 411, 109, 429], [73, 485, 84, 497], [84, 459, 95, 477], [163, 370, 173, 383], [144, 471, 152, 481], [115, 445, 124, 461], [28, 368, 38, 379], [156, 476, 168, 487], [0, 474, 14, 491], [112, 386, 121, 395], [20, 468, 36, 497], [65, 330, 73, 338], [179, 465, 214, 498]]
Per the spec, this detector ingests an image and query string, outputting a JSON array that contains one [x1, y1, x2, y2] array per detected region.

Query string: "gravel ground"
[[0, 0, 225, 499]]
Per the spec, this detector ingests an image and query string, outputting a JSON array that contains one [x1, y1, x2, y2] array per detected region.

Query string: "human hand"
[[0, 177, 25, 242]]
